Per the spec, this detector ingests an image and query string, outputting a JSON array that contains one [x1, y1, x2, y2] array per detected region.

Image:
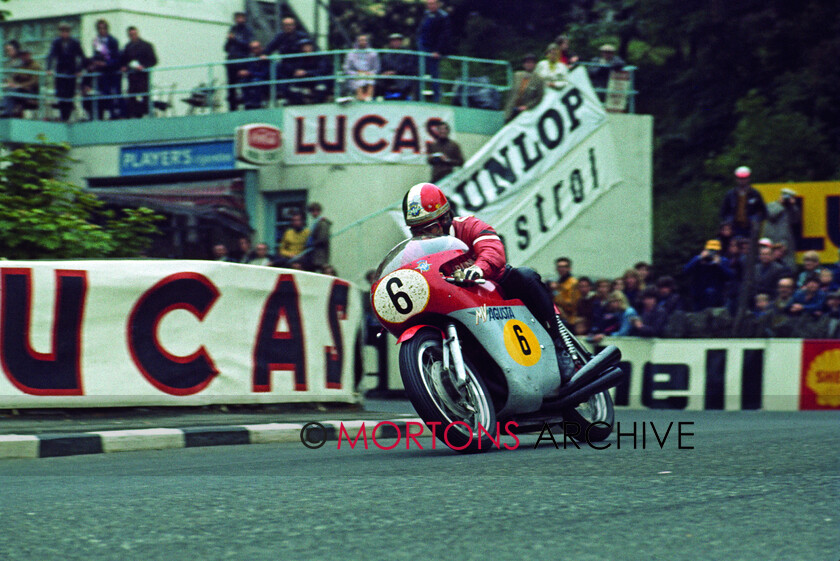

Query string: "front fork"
[[442, 323, 468, 390]]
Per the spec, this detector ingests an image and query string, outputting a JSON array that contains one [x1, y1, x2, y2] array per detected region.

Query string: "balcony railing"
[[0, 50, 638, 121]]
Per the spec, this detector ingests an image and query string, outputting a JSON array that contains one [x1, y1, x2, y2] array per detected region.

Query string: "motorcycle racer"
[[402, 182, 576, 383]]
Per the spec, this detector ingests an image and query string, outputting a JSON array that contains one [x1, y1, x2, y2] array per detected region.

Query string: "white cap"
[[734, 166, 751, 178]]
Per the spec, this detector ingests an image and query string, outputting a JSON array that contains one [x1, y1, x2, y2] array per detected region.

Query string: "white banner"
[[282, 103, 455, 165], [438, 67, 609, 219], [493, 125, 622, 265], [0, 262, 363, 408], [605, 337, 803, 411]]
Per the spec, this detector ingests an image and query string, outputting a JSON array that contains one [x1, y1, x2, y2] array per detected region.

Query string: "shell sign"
[[800, 340, 840, 409], [235, 123, 282, 165]]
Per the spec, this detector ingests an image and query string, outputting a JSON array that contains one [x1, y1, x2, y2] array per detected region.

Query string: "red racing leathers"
[[449, 214, 566, 360], [449, 215, 507, 281]]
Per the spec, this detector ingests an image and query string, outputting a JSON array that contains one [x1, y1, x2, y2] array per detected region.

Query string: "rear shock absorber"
[[556, 314, 586, 367]]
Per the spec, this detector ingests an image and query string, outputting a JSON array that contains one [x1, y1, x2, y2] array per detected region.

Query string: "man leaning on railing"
[[0, 50, 40, 118]]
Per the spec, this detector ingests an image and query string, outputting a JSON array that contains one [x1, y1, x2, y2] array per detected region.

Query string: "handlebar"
[[443, 276, 485, 285]]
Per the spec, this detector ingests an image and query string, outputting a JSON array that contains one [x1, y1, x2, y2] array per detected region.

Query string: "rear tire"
[[562, 390, 614, 442], [399, 327, 498, 453]]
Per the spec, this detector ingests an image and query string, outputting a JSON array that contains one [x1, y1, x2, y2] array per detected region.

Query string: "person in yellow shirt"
[[277, 211, 310, 268], [552, 256, 579, 325]]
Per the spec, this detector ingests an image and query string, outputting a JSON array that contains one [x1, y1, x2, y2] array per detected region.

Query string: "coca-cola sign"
[[235, 123, 282, 165], [248, 127, 281, 150]]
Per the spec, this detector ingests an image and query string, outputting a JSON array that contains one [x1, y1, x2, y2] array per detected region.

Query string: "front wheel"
[[562, 390, 615, 442], [399, 327, 497, 453]]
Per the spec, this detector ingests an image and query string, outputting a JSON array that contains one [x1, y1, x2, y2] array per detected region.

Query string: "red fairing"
[[372, 247, 512, 338], [450, 216, 507, 281]]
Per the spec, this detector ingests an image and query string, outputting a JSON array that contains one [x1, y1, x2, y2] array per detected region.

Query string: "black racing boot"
[[554, 340, 576, 385]]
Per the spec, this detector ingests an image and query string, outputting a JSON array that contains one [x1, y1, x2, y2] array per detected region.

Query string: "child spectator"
[[796, 251, 825, 288], [753, 293, 772, 317], [818, 267, 838, 294]]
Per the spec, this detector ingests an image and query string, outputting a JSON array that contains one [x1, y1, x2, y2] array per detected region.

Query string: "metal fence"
[[0, 50, 638, 121]]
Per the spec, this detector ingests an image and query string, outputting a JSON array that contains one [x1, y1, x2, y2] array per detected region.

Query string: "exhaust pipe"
[[556, 345, 621, 397], [552, 365, 625, 411]]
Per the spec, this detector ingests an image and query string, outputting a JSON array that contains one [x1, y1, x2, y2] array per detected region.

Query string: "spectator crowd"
[[210, 202, 338, 277], [2, 20, 158, 120], [1, 0, 630, 121], [549, 166, 840, 340], [10, 4, 836, 344]]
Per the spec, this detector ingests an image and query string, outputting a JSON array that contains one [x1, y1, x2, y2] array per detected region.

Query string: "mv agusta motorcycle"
[[371, 234, 626, 452]]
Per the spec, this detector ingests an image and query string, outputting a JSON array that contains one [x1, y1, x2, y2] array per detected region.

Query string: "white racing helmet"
[[402, 182, 451, 228]]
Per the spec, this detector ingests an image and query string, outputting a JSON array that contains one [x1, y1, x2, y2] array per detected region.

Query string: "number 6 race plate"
[[373, 269, 430, 324]]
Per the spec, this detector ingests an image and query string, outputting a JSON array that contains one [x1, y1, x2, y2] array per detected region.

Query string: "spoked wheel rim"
[[575, 391, 609, 424], [415, 339, 493, 438]]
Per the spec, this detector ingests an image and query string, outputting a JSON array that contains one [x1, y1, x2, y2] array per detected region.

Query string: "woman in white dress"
[[343, 34, 380, 101]]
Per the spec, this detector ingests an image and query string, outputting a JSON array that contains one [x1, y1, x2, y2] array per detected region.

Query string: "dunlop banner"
[[438, 66, 612, 220], [492, 126, 621, 265]]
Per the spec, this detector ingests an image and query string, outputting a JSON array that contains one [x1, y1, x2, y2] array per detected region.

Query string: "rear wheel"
[[399, 328, 497, 453], [562, 390, 614, 442]]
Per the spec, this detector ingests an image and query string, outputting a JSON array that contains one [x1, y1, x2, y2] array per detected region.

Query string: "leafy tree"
[[0, 138, 162, 260]]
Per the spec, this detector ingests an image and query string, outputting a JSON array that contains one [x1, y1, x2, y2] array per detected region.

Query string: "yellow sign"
[[503, 320, 541, 367], [805, 349, 840, 408], [754, 182, 840, 264]]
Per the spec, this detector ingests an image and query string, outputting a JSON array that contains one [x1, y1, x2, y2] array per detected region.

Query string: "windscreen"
[[374, 235, 468, 279]]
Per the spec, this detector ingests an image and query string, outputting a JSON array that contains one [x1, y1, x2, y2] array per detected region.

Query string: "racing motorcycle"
[[370, 234, 625, 452]]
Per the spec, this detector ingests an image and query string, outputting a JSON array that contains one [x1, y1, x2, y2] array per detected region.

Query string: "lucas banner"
[[438, 66, 611, 220], [754, 182, 840, 264], [282, 103, 454, 165], [0, 262, 362, 408]]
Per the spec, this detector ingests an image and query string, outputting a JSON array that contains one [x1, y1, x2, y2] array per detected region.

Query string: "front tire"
[[399, 327, 497, 453], [562, 390, 615, 442]]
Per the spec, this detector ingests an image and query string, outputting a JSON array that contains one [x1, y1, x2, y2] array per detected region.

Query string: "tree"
[[0, 138, 162, 260]]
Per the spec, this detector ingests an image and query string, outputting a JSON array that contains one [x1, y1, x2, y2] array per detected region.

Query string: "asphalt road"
[[0, 409, 837, 561]]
